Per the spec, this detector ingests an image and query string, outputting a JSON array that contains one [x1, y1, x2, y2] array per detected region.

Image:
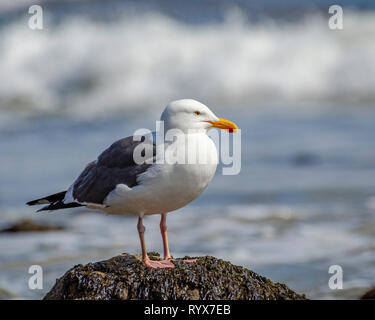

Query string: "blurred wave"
[[0, 5, 374, 119]]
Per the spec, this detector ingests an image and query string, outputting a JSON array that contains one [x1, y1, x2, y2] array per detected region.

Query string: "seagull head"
[[161, 99, 238, 134]]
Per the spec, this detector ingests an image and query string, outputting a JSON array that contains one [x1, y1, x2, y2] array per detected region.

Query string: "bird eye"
[[194, 111, 201, 116]]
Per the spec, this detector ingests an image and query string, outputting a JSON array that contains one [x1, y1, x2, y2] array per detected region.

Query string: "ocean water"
[[1, 108, 375, 299], [0, 0, 375, 300]]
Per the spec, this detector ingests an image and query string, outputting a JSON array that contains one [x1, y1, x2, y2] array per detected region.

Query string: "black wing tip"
[[26, 191, 68, 207], [27, 200, 41, 206], [26, 191, 83, 212], [36, 202, 84, 212]]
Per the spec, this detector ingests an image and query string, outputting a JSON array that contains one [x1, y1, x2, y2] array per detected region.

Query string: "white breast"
[[103, 133, 218, 216]]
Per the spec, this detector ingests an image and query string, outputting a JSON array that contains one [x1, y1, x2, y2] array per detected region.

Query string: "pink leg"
[[160, 213, 172, 260], [157, 214, 175, 267], [160, 214, 197, 265], [137, 216, 174, 269]]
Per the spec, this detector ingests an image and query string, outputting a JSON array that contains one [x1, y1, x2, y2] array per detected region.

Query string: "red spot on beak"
[[228, 128, 234, 133]]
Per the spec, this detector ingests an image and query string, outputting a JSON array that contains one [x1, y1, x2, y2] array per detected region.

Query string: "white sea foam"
[[0, 9, 375, 119]]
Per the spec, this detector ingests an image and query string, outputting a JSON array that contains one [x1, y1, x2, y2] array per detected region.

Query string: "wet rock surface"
[[361, 287, 375, 299], [1, 219, 64, 233], [0, 287, 15, 299], [44, 252, 307, 300]]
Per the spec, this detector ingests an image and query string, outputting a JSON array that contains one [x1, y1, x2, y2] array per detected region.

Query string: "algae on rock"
[[44, 252, 306, 300]]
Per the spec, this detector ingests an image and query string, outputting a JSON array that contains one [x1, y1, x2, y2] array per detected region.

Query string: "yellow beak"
[[206, 117, 238, 133]]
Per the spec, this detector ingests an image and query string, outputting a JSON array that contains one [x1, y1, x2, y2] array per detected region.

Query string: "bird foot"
[[183, 258, 197, 264], [169, 257, 197, 264], [144, 257, 175, 269]]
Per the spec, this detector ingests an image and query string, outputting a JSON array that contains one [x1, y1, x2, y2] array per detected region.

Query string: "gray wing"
[[72, 135, 155, 205]]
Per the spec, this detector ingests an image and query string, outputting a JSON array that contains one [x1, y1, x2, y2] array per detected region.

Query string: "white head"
[[161, 99, 238, 134]]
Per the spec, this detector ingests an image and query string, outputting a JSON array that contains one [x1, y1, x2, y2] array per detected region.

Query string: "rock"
[[1, 219, 64, 233], [44, 252, 307, 300], [361, 287, 375, 300], [0, 287, 16, 299]]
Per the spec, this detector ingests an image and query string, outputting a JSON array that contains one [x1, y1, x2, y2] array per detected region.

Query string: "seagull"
[[27, 99, 238, 269]]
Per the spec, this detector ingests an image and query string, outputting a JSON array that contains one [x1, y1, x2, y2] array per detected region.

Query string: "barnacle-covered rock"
[[361, 287, 375, 299], [44, 252, 306, 300]]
